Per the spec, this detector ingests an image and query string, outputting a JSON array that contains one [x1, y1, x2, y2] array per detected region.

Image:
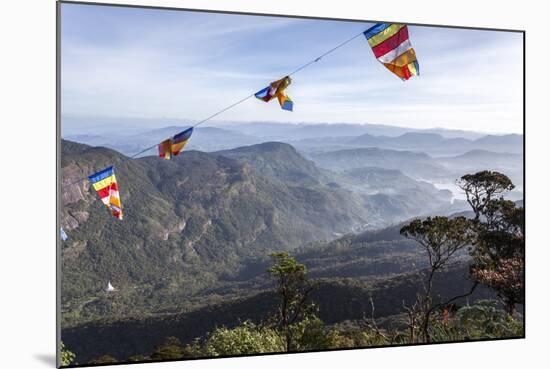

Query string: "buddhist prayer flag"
[[158, 127, 194, 160], [158, 139, 173, 160], [364, 24, 419, 80], [60, 227, 68, 241], [88, 166, 123, 219], [255, 76, 294, 111]]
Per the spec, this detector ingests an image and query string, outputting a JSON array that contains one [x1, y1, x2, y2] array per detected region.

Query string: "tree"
[[457, 171, 514, 221], [429, 300, 523, 341], [88, 355, 118, 365], [127, 354, 150, 362], [150, 336, 184, 360], [204, 321, 284, 356], [470, 198, 524, 315], [285, 316, 334, 351], [400, 216, 476, 342], [267, 252, 317, 351], [60, 342, 76, 367], [455, 171, 524, 315]]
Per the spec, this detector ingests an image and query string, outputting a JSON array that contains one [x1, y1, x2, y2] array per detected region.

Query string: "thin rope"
[[67, 28, 368, 186], [287, 31, 365, 76], [192, 92, 258, 129]]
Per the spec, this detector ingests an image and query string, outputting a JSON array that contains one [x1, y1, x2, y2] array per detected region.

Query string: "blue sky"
[[61, 3, 523, 133]]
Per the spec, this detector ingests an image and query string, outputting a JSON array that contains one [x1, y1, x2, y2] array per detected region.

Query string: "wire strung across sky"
[[68, 28, 368, 185]]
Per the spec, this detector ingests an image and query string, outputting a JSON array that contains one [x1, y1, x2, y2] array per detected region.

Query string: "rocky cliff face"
[[60, 164, 88, 225]]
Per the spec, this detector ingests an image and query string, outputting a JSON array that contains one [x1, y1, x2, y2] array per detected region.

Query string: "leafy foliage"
[[457, 170, 514, 220], [150, 336, 185, 360], [267, 252, 318, 351], [429, 300, 523, 342], [400, 216, 477, 341], [455, 171, 524, 314], [397, 170, 524, 343], [400, 216, 475, 272], [204, 322, 284, 356], [87, 355, 118, 365], [470, 198, 524, 314], [60, 342, 76, 367]]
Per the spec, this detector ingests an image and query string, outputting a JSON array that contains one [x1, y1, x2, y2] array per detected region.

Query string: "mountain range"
[[61, 140, 379, 307], [308, 147, 451, 180], [60, 121, 523, 363], [63, 119, 522, 157], [61, 138, 470, 325]]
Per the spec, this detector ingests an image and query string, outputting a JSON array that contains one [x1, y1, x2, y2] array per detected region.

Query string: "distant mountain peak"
[[215, 142, 323, 186], [398, 132, 444, 140]]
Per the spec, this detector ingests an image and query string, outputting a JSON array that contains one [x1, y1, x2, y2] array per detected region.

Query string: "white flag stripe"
[[377, 39, 412, 64]]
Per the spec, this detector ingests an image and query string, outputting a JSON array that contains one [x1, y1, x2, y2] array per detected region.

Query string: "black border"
[[56, 1, 526, 368]]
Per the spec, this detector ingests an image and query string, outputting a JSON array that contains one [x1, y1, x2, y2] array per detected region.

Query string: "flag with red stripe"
[[364, 23, 419, 80], [157, 127, 194, 160], [255, 76, 294, 111], [88, 166, 123, 219]]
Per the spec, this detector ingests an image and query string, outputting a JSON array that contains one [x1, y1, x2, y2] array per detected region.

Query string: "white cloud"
[[61, 5, 523, 134]]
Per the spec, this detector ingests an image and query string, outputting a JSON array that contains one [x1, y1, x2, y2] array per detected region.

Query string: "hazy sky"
[[61, 3, 523, 133]]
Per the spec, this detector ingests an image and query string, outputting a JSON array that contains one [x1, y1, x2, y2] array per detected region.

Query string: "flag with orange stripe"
[[364, 23, 419, 80], [255, 76, 294, 111], [88, 166, 123, 219], [158, 127, 194, 160]]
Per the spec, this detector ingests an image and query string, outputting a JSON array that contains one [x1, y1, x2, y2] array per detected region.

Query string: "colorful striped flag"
[[255, 76, 294, 111], [158, 139, 173, 160], [364, 23, 419, 80], [158, 127, 194, 160], [88, 166, 123, 219], [60, 227, 68, 241]]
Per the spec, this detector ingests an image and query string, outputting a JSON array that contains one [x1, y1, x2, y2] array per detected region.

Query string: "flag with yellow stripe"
[[364, 23, 419, 80], [88, 166, 123, 220]]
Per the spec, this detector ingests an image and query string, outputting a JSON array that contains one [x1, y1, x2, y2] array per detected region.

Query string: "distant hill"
[[302, 132, 520, 156], [309, 147, 451, 180], [64, 118, 523, 157], [473, 134, 523, 147], [438, 149, 522, 166], [436, 149, 523, 187], [215, 142, 324, 186], [63, 116, 489, 141], [341, 167, 439, 193], [388, 132, 446, 145], [215, 143, 455, 224], [222, 122, 487, 141], [65, 126, 261, 156], [224, 122, 418, 140]]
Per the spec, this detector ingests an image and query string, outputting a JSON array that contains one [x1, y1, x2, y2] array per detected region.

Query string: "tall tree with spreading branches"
[[268, 252, 316, 351], [457, 170, 514, 221], [470, 198, 524, 315], [400, 216, 476, 342], [456, 171, 523, 315]]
